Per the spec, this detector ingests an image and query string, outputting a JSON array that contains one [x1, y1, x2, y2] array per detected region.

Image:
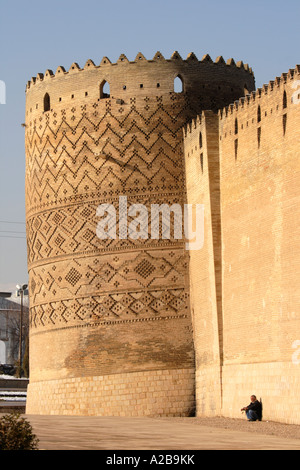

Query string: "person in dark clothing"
[[241, 395, 262, 421]]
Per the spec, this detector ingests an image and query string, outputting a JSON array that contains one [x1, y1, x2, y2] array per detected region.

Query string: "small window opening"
[[123, 85, 127, 90], [283, 90, 287, 109], [235, 118, 238, 135], [174, 75, 184, 93], [199, 132, 203, 148], [200, 153, 204, 173], [100, 80, 110, 99], [140, 84, 143, 89], [234, 139, 238, 160], [85, 92, 88, 97], [157, 83, 160, 88], [257, 105, 261, 123], [257, 127, 261, 148], [283, 114, 287, 136], [44, 93, 50, 112]]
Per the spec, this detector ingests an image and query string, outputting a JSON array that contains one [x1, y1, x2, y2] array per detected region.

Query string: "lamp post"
[[16, 284, 28, 377]]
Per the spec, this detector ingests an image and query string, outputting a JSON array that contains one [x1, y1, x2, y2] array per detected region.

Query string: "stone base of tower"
[[26, 368, 195, 417]]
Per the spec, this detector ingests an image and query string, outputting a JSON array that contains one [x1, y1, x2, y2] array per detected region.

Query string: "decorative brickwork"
[[25, 51, 255, 417]]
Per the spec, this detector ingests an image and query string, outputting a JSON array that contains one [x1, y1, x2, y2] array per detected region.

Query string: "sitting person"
[[241, 395, 262, 421]]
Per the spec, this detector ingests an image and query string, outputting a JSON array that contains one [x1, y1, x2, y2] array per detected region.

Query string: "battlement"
[[183, 112, 206, 137], [219, 64, 300, 119], [25, 51, 254, 92]]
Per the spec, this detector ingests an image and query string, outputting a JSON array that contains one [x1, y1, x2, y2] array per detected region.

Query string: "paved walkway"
[[21, 415, 300, 450]]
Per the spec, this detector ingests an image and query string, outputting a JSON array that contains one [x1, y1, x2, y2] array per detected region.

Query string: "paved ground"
[[16, 415, 300, 450]]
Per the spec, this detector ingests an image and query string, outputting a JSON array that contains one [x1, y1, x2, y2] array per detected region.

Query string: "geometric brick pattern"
[[25, 95, 194, 332], [28, 248, 189, 331], [29, 288, 189, 331], [24, 53, 256, 416], [25, 95, 193, 216]]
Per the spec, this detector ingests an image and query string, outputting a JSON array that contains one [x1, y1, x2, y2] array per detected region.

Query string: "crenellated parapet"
[[25, 51, 254, 91], [24, 51, 255, 122], [219, 64, 300, 120], [183, 112, 206, 137]]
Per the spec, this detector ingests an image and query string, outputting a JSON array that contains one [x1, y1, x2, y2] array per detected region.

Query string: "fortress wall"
[[24, 52, 255, 417], [183, 112, 222, 416], [219, 68, 300, 424]]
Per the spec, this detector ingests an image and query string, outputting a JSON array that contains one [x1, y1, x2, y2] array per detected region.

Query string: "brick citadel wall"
[[184, 66, 300, 424], [25, 51, 254, 416]]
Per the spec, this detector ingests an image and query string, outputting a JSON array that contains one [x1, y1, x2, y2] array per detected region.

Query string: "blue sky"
[[0, 0, 299, 289]]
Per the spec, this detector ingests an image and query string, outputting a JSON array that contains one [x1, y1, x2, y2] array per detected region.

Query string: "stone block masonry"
[[26, 368, 195, 417]]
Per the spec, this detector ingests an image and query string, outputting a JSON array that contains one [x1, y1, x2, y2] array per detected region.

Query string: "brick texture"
[[25, 52, 254, 416], [184, 67, 300, 425]]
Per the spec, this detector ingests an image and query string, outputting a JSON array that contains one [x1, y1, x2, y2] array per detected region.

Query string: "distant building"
[[0, 294, 29, 365]]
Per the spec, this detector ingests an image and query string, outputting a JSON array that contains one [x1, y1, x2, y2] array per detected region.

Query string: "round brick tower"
[[25, 51, 255, 416]]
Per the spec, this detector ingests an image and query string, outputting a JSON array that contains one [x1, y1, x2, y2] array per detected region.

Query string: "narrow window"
[[200, 153, 204, 173], [174, 75, 184, 93], [283, 114, 287, 136], [100, 80, 110, 99], [157, 83, 160, 88], [235, 139, 238, 160], [44, 93, 50, 112], [199, 132, 203, 148], [257, 105, 261, 123], [258, 127, 261, 148], [235, 118, 238, 135], [283, 90, 287, 109], [140, 84, 143, 89]]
